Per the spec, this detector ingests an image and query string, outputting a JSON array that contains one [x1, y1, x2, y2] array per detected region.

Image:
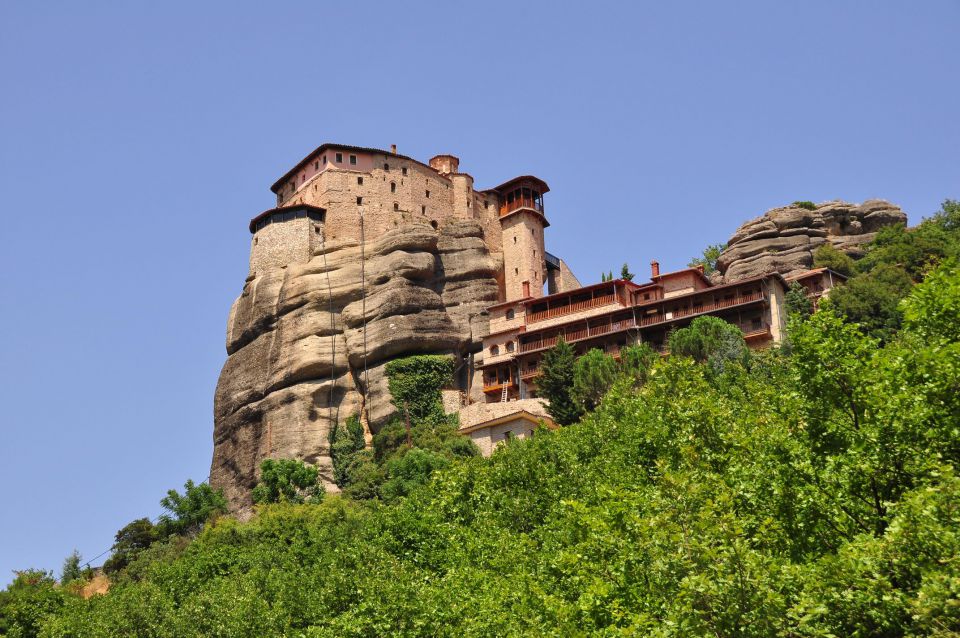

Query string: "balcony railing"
[[527, 293, 619, 324], [518, 291, 766, 354], [482, 380, 516, 394], [499, 197, 544, 217], [741, 324, 772, 340]]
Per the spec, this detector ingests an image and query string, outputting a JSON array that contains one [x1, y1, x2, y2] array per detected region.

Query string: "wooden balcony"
[[527, 293, 619, 324], [482, 379, 517, 394], [499, 196, 544, 217], [742, 324, 772, 341], [518, 291, 766, 354]]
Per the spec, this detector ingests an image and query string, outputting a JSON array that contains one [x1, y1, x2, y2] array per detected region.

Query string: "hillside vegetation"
[[5, 202, 960, 637]]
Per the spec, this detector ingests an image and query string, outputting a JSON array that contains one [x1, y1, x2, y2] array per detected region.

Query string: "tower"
[[495, 176, 550, 301], [247, 204, 326, 277]]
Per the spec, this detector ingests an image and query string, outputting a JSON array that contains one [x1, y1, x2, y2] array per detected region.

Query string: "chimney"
[[650, 260, 660, 278], [390, 144, 397, 154]]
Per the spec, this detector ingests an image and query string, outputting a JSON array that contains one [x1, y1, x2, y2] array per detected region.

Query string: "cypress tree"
[[538, 337, 583, 425]]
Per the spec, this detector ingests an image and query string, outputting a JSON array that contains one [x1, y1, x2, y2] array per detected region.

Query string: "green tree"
[[572, 348, 618, 412], [619, 263, 634, 281], [826, 263, 913, 343], [329, 414, 366, 487], [793, 200, 817, 210], [102, 518, 158, 575], [59, 551, 82, 585], [0, 570, 64, 638], [380, 448, 451, 501], [538, 337, 582, 425], [688, 243, 725, 275], [618, 342, 659, 385], [668, 315, 748, 373], [812, 243, 855, 277], [784, 281, 813, 318], [157, 479, 227, 536], [252, 459, 324, 505]]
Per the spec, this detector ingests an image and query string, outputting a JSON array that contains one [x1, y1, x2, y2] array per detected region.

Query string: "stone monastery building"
[[240, 142, 842, 460]]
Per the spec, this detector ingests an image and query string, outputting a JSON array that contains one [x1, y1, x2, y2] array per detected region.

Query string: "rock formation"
[[716, 200, 907, 282], [211, 219, 499, 516]]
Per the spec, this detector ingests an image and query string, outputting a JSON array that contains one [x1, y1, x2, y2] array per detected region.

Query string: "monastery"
[[239, 142, 844, 458]]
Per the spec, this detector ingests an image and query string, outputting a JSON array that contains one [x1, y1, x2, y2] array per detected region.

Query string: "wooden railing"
[[482, 380, 515, 394], [499, 197, 544, 217], [518, 292, 766, 354], [741, 324, 772, 340], [527, 293, 618, 323]]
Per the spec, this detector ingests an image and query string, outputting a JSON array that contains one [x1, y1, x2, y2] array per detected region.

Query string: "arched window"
[[506, 341, 515, 353], [390, 182, 396, 193], [490, 345, 500, 356], [506, 309, 515, 320]]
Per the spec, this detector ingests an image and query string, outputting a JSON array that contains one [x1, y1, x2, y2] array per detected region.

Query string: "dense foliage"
[[667, 315, 748, 374], [328, 355, 478, 501], [252, 459, 325, 505], [14, 260, 958, 636], [827, 199, 960, 342], [6, 201, 959, 636]]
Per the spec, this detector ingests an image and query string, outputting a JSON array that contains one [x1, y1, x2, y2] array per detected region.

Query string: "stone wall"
[[249, 216, 323, 278]]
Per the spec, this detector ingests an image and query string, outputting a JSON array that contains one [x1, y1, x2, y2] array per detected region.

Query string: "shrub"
[[252, 459, 324, 505], [793, 200, 817, 210], [812, 243, 855, 277]]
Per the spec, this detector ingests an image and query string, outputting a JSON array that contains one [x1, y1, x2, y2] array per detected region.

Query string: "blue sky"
[[0, 1, 956, 585]]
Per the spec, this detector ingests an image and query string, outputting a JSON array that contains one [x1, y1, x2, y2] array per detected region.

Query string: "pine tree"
[[60, 550, 82, 584], [620, 263, 634, 281], [538, 337, 583, 425]]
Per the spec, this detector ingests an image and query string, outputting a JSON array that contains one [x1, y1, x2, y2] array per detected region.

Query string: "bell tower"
[[495, 176, 550, 301]]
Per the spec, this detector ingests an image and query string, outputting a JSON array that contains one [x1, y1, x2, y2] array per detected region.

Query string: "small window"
[[515, 268, 519, 275], [314, 161, 318, 170], [490, 345, 500, 356], [421, 205, 426, 215], [322, 155, 327, 164], [513, 236, 517, 243], [357, 176, 363, 185], [357, 197, 363, 205], [335, 152, 343, 163], [506, 341, 515, 353], [394, 202, 399, 211], [425, 190, 430, 198], [506, 309, 515, 320], [384, 163, 389, 171], [390, 182, 396, 193], [402, 167, 408, 176], [504, 430, 512, 441], [484, 200, 489, 209], [349, 154, 357, 165]]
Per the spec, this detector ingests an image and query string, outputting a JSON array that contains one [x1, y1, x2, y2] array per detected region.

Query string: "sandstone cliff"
[[211, 220, 499, 515], [716, 200, 907, 282]]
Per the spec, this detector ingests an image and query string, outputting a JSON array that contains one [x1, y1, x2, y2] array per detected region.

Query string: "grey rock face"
[[717, 200, 907, 282], [211, 220, 500, 516]]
